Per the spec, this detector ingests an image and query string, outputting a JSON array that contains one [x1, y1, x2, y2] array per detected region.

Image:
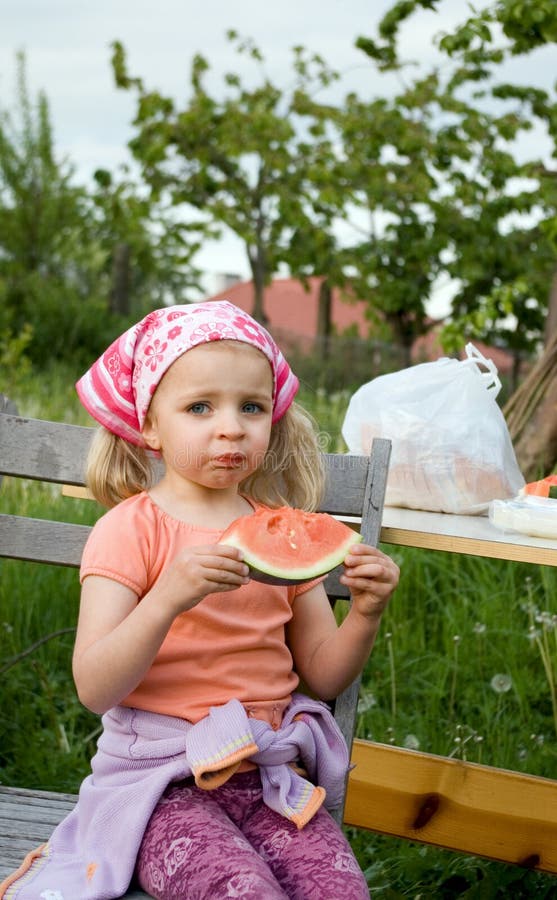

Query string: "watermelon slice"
[[220, 506, 362, 585], [520, 475, 557, 499]]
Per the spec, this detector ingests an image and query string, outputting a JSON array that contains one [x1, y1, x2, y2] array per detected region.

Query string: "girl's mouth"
[[212, 454, 247, 469]]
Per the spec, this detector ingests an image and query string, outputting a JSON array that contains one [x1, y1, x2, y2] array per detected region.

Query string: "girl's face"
[[142, 341, 274, 493]]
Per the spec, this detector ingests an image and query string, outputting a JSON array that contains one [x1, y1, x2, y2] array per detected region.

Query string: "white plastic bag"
[[341, 344, 525, 515]]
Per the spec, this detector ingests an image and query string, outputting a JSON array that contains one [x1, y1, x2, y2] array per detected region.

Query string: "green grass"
[[2, 365, 557, 896], [358, 550, 557, 777]]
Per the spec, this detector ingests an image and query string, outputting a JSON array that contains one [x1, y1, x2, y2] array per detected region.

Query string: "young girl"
[[1, 301, 399, 900]]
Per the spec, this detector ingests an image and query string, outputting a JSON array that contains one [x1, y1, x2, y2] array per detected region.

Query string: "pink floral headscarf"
[[76, 301, 299, 447]]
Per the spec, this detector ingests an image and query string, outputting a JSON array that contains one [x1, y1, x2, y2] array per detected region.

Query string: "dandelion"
[[490, 673, 512, 694], [527, 626, 540, 642], [357, 691, 377, 714], [448, 725, 481, 760], [403, 734, 420, 751], [535, 611, 556, 629], [385, 726, 395, 745], [473, 622, 486, 635]]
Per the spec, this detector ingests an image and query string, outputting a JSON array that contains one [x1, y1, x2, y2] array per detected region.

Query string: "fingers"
[[340, 543, 400, 593], [194, 546, 250, 588]]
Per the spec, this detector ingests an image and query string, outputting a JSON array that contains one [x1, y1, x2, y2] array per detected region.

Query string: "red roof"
[[206, 276, 516, 375], [412, 330, 517, 375], [207, 277, 368, 338]]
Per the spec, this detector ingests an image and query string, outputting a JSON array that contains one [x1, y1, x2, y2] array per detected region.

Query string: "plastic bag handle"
[[461, 343, 502, 398]]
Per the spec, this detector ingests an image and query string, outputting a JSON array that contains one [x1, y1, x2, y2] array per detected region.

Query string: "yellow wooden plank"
[[379, 525, 557, 566], [345, 740, 557, 873], [62, 485, 92, 500], [341, 509, 557, 566]]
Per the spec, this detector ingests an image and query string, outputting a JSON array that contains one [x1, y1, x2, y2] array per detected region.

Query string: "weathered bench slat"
[[0, 515, 91, 566], [0, 787, 149, 895], [0, 415, 94, 484], [0, 413, 373, 516], [0, 787, 77, 881], [0, 514, 354, 600]]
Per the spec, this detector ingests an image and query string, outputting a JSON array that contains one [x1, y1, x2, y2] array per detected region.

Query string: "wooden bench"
[[0, 408, 391, 896]]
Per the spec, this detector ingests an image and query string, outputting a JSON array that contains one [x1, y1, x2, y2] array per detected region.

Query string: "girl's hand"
[[339, 543, 399, 620], [73, 545, 249, 714], [155, 544, 250, 617]]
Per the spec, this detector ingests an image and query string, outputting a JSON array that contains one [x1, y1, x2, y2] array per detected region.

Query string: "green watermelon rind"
[[221, 530, 363, 586]]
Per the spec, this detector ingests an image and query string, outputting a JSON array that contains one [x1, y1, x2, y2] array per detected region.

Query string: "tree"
[[91, 167, 205, 316], [355, 3, 556, 372], [0, 53, 204, 369], [111, 33, 342, 324], [0, 52, 100, 365], [334, 86, 447, 365], [356, 1, 557, 473]]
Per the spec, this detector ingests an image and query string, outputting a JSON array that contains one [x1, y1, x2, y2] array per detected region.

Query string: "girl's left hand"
[[339, 543, 399, 619]]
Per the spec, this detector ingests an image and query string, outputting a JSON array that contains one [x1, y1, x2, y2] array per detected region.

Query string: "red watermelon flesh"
[[521, 475, 557, 499], [220, 506, 362, 585]]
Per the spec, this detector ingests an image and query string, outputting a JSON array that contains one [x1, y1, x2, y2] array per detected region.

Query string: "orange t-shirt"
[[80, 493, 321, 724]]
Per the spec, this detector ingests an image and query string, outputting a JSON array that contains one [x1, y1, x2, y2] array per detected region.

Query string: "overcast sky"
[[1, 1, 555, 297]]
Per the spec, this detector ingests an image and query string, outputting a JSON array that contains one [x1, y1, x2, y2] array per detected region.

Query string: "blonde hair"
[[85, 401, 325, 511], [240, 402, 325, 510], [85, 427, 155, 508]]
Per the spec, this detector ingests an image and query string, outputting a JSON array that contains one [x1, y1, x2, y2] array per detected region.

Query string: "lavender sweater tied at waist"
[[0, 693, 349, 900]]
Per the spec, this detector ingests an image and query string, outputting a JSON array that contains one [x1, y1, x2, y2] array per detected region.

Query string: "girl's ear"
[[141, 415, 161, 451]]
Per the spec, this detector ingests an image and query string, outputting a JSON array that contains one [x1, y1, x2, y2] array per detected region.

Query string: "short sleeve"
[[291, 574, 326, 598], [80, 497, 150, 596]]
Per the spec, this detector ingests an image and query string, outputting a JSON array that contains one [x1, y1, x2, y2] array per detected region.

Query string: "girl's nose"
[[215, 409, 245, 438]]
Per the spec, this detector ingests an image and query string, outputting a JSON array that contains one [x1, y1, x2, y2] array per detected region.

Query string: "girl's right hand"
[[154, 544, 250, 617], [74, 545, 250, 713]]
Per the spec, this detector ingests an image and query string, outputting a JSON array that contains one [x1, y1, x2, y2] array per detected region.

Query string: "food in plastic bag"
[[341, 344, 525, 515]]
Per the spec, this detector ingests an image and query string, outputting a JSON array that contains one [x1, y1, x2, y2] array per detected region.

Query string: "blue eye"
[[243, 402, 262, 414], [188, 402, 209, 415]]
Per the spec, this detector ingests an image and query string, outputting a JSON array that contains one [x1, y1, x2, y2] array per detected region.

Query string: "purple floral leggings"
[[134, 769, 370, 899]]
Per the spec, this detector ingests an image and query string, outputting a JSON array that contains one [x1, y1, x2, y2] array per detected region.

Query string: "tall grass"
[[2, 367, 557, 896], [358, 549, 557, 776]]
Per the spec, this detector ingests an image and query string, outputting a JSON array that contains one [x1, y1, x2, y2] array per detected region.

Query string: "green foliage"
[[0, 53, 203, 368], [496, 0, 557, 53], [356, 550, 557, 777], [111, 34, 342, 322], [91, 167, 205, 314], [348, 830, 557, 897], [0, 475, 102, 791], [0, 54, 101, 366], [108, 8, 557, 361], [355, 1, 557, 358], [0, 321, 33, 396]]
